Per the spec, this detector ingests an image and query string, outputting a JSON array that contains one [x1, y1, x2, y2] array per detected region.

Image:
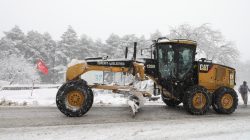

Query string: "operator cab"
[[154, 38, 197, 98], [156, 39, 197, 81]]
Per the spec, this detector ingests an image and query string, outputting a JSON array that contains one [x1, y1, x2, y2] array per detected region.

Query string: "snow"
[[0, 116, 250, 140], [67, 59, 86, 68], [2, 84, 60, 88], [0, 85, 248, 107], [93, 90, 127, 106], [0, 87, 163, 107], [0, 79, 160, 106], [0, 85, 250, 140], [0, 88, 129, 106], [0, 80, 9, 87], [53, 65, 66, 71], [0, 88, 58, 106]]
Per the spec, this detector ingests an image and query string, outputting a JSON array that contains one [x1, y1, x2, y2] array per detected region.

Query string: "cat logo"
[[200, 64, 209, 71]]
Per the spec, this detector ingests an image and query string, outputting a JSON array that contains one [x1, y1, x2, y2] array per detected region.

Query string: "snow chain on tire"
[[183, 85, 211, 115], [56, 79, 94, 117], [212, 86, 238, 114]]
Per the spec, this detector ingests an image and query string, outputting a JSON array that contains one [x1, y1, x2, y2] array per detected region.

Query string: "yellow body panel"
[[133, 62, 145, 80], [66, 63, 86, 81], [199, 64, 235, 93], [66, 62, 144, 81]]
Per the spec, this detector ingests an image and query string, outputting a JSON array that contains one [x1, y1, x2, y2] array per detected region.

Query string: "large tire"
[[162, 94, 181, 107], [212, 87, 238, 114], [56, 79, 94, 117], [183, 85, 211, 115]]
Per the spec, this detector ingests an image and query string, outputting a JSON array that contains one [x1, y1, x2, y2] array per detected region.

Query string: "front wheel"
[[56, 79, 94, 117]]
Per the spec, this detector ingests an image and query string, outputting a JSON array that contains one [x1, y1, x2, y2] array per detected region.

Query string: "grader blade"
[[127, 97, 139, 117], [127, 90, 146, 117]]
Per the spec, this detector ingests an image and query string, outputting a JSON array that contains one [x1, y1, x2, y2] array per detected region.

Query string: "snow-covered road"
[[1, 87, 250, 139], [0, 105, 250, 140]]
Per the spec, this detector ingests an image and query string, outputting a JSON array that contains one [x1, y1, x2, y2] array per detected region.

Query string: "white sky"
[[0, 0, 249, 61]]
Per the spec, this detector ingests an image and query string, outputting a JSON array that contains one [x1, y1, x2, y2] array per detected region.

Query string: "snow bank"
[[93, 90, 127, 106], [0, 80, 9, 87], [0, 88, 129, 107], [0, 84, 247, 107], [0, 86, 163, 107], [0, 88, 58, 106]]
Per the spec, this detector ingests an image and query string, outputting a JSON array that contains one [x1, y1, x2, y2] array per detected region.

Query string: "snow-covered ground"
[[0, 88, 124, 106], [0, 85, 250, 140], [0, 87, 163, 107], [0, 85, 247, 107], [0, 113, 250, 140]]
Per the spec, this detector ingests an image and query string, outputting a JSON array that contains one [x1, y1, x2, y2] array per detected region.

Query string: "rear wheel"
[[56, 79, 94, 117], [212, 87, 238, 114], [183, 86, 211, 115]]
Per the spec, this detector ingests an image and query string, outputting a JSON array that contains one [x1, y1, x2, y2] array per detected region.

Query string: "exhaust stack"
[[133, 42, 137, 60]]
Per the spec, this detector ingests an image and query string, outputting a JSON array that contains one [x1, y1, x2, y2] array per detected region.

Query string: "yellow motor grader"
[[56, 37, 238, 117]]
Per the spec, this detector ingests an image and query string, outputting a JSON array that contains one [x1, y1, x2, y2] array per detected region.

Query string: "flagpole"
[[31, 61, 37, 97], [52, 45, 55, 84]]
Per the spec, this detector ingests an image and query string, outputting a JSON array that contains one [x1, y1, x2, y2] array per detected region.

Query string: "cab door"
[[158, 44, 177, 79]]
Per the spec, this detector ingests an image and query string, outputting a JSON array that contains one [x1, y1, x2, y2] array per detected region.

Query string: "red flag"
[[37, 59, 48, 75]]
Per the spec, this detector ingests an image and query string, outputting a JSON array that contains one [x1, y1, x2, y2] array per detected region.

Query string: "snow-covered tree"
[[41, 33, 57, 83], [0, 54, 40, 84], [0, 24, 241, 84], [150, 30, 163, 41], [25, 31, 45, 62], [4, 25, 26, 41], [168, 24, 239, 67], [54, 26, 79, 83], [78, 34, 97, 58], [106, 34, 120, 47], [94, 39, 107, 57], [57, 25, 79, 64], [106, 33, 121, 57], [105, 34, 150, 59], [119, 34, 139, 58], [2, 26, 26, 56], [0, 26, 43, 84], [137, 35, 153, 58], [22, 31, 56, 83], [0, 37, 17, 57]]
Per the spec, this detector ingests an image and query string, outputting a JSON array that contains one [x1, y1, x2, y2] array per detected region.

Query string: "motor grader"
[[56, 37, 238, 117]]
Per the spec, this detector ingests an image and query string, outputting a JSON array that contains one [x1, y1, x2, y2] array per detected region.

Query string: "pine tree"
[[150, 30, 163, 40], [4, 25, 26, 41], [57, 25, 79, 64], [3, 25, 26, 56], [0, 54, 40, 84], [78, 34, 96, 58]]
